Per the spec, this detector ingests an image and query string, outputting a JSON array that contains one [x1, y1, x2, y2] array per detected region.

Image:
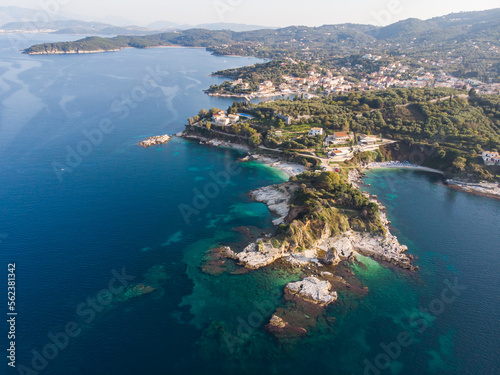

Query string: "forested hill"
[[24, 8, 500, 57], [24, 9, 500, 81]]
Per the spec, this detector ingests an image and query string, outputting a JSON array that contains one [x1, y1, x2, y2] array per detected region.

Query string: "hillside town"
[[209, 56, 500, 99]]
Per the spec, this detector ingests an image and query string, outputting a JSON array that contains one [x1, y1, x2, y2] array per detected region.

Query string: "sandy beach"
[[366, 162, 444, 175]]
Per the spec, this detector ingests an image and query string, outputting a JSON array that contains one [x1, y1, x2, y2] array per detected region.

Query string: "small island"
[[139, 134, 171, 148]]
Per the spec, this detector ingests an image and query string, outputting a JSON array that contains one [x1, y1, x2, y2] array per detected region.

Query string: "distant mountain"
[[22, 4, 500, 85], [195, 23, 274, 32], [147, 20, 188, 30], [0, 6, 68, 26], [147, 20, 272, 32], [368, 8, 500, 41], [0, 19, 156, 35], [0, 15, 271, 35]]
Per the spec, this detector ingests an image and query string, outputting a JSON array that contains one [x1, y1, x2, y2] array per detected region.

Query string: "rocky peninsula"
[[185, 127, 417, 341]]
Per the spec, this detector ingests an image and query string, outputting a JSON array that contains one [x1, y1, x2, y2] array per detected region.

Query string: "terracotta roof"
[[334, 132, 349, 137]]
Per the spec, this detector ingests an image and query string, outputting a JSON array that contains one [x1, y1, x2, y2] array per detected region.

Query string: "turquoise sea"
[[0, 34, 499, 375]]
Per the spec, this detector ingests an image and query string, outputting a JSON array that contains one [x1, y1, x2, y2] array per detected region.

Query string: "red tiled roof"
[[334, 132, 349, 137]]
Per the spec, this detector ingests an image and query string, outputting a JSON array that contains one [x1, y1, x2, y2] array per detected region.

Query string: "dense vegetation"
[[207, 60, 313, 93], [188, 88, 500, 179], [272, 171, 383, 251]]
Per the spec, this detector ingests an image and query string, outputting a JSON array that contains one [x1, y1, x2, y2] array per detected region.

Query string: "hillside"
[[23, 9, 500, 81], [187, 88, 500, 180]]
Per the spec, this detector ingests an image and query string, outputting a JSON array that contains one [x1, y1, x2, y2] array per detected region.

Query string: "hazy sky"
[[4, 0, 499, 27]]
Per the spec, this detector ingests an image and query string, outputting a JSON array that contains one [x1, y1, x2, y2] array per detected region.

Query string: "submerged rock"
[[201, 247, 237, 275], [265, 314, 307, 339], [121, 283, 156, 301]]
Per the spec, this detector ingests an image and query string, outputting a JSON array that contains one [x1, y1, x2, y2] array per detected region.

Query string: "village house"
[[326, 132, 352, 144], [333, 131, 350, 141], [258, 80, 275, 93], [482, 151, 500, 166], [213, 115, 230, 126], [228, 114, 240, 124], [213, 110, 232, 126], [358, 134, 378, 145], [308, 127, 324, 136], [328, 148, 351, 158]]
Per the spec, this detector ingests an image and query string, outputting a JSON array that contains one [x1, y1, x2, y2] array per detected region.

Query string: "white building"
[[213, 116, 230, 126], [308, 127, 324, 136], [228, 114, 240, 123], [359, 134, 378, 145], [482, 151, 500, 166], [332, 132, 351, 142]]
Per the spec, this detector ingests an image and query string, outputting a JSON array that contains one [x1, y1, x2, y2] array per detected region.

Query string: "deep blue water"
[[0, 34, 499, 375]]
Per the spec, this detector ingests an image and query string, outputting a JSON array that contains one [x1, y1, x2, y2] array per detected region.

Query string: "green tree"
[[249, 133, 262, 147], [452, 156, 467, 171], [343, 119, 350, 131], [206, 121, 211, 130]]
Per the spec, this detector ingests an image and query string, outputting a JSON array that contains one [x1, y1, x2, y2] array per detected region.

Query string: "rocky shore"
[[249, 183, 296, 225], [180, 132, 306, 177], [180, 133, 250, 152], [190, 131, 416, 340], [139, 134, 171, 148], [445, 179, 500, 199]]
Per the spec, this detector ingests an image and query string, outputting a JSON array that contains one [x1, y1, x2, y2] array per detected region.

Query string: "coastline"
[[23, 44, 207, 55], [180, 132, 305, 178], [366, 162, 500, 199], [366, 162, 444, 175], [182, 130, 414, 272], [445, 179, 500, 199]]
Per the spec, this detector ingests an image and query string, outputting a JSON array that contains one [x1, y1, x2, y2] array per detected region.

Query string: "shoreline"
[[445, 179, 500, 199], [181, 131, 414, 272], [23, 44, 207, 55], [366, 162, 444, 175], [365, 162, 500, 199], [179, 132, 305, 178]]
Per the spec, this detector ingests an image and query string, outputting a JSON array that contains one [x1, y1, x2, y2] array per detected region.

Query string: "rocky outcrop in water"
[[285, 276, 338, 306], [233, 241, 287, 269], [139, 134, 171, 148]]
